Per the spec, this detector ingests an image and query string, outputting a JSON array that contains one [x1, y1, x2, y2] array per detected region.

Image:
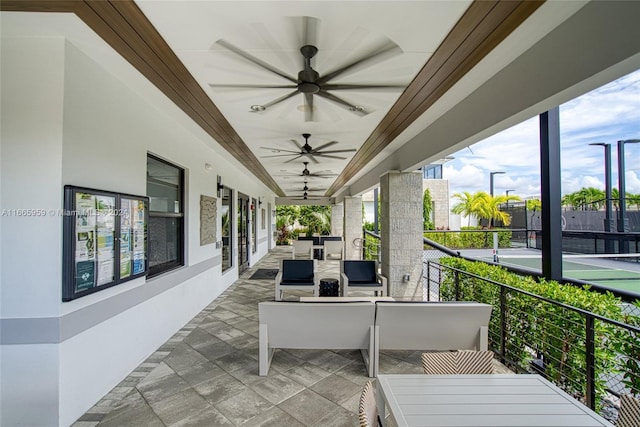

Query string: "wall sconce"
[[217, 175, 224, 198], [204, 163, 213, 171], [258, 197, 263, 207]]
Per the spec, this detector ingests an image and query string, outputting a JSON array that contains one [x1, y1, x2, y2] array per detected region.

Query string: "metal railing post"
[[454, 271, 460, 301], [585, 316, 596, 410], [500, 286, 507, 363]]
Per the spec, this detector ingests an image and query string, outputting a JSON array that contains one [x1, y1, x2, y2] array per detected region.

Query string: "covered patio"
[[74, 247, 505, 426]]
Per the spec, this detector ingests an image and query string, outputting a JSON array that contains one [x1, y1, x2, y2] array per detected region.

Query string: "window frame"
[[146, 154, 185, 277]]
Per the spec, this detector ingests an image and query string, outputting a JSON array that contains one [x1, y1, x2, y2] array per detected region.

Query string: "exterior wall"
[[343, 196, 363, 260], [1, 37, 273, 426], [380, 171, 424, 299], [423, 179, 450, 229], [331, 203, 344, 236]]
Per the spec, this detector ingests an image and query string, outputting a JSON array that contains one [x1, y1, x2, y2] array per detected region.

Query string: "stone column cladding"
[[381, 171, 424, 299], [343, 196, 363, 260], [331, 203, 344, 237]]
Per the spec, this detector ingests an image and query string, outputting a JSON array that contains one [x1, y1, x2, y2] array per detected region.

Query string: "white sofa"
[[373, 302, 492, 376], [258, 301, 376, 376]]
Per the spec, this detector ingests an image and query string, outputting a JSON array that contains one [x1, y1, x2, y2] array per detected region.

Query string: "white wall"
[[1, 35, 274, 426]]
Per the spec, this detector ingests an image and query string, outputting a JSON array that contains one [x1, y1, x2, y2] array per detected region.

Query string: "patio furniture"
[[274, 259, 319, 301], [322, 240, 344, 260], [359, 380, 380, 427], [258, 301, 376, 376], [319, 278, 340, 296], [341, 260, 387, 297], [373, 302, 491, 376], [291, 239, 313, 259], [421, 350, 494, 375], [618, 394, 640, 427], [376, 374, 614, 427]]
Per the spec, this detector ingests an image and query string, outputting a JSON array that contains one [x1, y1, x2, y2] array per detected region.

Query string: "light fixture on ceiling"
[[204, 163, 213, 171], [250, 105, 266, 112]]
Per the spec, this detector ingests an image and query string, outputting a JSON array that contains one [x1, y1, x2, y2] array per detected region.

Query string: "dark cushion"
[[280, 279, 314, 286], [282, 260, 314, 281], [349, 281, 381, 287], [343, 261, 376, 283]]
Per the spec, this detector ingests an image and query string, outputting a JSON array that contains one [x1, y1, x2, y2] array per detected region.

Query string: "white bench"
[[373, 302, 492, 376], [258, 301, 375, 377]]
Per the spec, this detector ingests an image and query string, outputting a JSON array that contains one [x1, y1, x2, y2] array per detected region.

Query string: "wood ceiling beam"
[[326, 0, 544, 195]]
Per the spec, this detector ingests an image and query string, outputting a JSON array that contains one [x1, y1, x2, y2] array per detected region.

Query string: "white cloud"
[[444, 68, 640, 199]]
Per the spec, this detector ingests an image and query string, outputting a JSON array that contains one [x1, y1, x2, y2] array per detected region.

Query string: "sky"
[[443, 68, 640, 200]]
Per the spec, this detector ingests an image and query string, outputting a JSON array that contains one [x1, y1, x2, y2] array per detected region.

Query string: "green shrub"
[[424, 230, 512, 249], [439, 257, 630, 408]]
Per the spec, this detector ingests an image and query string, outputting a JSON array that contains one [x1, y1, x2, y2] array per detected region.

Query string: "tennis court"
[[471, 249, 640, 293]]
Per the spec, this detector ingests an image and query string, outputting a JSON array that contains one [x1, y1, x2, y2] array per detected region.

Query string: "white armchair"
[[291, 239, 313, 259]]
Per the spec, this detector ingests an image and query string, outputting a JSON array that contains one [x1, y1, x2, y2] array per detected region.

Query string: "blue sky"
[[444, 68, 640, 199]]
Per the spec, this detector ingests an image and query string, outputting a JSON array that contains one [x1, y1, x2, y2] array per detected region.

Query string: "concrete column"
[[343, 196, 363, 260], [331, 203, 343, 237], [381, 171, 423, 299]]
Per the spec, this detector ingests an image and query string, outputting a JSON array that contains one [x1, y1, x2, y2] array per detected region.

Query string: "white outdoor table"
[[375, 374, 614, 427]]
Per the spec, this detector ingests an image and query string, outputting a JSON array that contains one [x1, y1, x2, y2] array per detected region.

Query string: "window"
[[422, 164, 442, 180], [221, 187, 233, 272], [147, 155, 184, 276], [252, 198, 257, 254]]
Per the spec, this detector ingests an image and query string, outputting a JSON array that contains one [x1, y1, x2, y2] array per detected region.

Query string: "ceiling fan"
[[276, 162, 337, 179], [208, 16, 406, 121], [261, 133, 356, 163]]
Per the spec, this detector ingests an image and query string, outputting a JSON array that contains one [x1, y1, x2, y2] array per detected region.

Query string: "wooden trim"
[[326, 0, 544, 194], [1, 0, 285, 196]]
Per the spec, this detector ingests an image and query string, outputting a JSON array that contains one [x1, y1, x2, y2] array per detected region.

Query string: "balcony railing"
[[424, 257, 640, 423]]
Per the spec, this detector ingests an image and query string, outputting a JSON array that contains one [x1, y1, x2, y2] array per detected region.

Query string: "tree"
[[562, 187, 605, 210], [299, 205, 331, 235], [423, 188, 434, 230], [275, 205, 300, 245], [451, 191, 479, 227], [472, 191, 518, 227]]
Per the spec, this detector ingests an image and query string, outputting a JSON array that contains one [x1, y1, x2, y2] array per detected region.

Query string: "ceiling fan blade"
[[322, 83, 406, 91], [314, 154, 348, 160], [215, 39, 297, 84], [260, 90, 301, 110], [311, 140, 339, 152], [260, 147, 300, 154], [316, 91, 367, 116], [304, 93, 314, 122], [208, 83, 297, 89], [305, 154, 320, 164], [317, 40, 402, 84], [318, 148, 357, 154], [283, 155, 304, 163], [288, 139, 303, 151], [260, 153, 300, 159]]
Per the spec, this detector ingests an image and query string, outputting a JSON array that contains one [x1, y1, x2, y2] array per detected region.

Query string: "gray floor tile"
[[279, 389, 342, 426], [281, 362, 333, 387], [176, 360, 227, 387], [168, 406, 234, 427], [192, 372, 246, 405], [149, 388, 210, 425], [163, 342, 210, 373], [249, 373, 306, 405], [239, 406, 306, 427], [309, 374, 362, 405], [215, 350, 259, 374], [311, 405, 360, 427], [213, 388, 273, 426], [137, 371, 191, 404]]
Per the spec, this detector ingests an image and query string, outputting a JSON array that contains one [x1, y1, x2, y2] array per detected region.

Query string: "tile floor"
[[73, 247, 507, 426]]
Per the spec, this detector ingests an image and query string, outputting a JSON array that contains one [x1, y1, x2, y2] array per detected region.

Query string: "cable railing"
[[424, 258, 640, 423]]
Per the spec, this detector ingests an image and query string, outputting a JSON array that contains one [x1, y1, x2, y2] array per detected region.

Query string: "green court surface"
[[484, 256, 640, 293]]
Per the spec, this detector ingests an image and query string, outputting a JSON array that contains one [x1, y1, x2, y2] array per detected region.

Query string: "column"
[[343, 196, 362, 260], [380, 171, 424, 299], [331, 203, 343, 237]]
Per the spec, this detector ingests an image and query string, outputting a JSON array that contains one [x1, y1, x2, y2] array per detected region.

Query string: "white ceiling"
[[3, 1, 640, 204], [134, 1, 471, 198]]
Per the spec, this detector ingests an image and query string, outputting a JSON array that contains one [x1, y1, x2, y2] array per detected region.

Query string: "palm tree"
[[472, 192, 516, 227], [451, 191, 479, 227]]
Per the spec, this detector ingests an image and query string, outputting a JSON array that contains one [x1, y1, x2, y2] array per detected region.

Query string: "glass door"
[[237, 192, 250, 274]]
